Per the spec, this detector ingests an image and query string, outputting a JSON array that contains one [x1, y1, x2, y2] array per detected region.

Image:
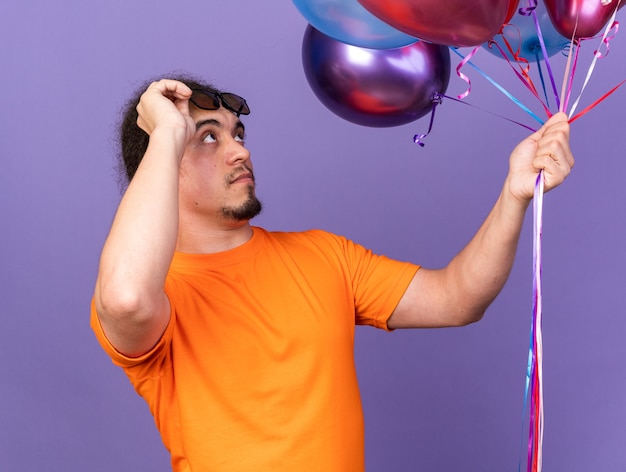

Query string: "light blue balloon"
[[483, 0, 569, 61], [292, 0, 418, 50]]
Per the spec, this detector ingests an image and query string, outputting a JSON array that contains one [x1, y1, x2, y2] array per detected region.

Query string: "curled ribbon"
[[413, 94, 443, 147], [450, 47, 545, 126], [454, 46, 480, 99], [522, 0, 562, 111]]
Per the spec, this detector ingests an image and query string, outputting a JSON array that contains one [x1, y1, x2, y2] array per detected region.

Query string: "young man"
[[91, 74, 574, 471]]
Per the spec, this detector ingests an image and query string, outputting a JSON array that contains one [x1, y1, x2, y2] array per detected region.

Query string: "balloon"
[[504, 0, 520, 23], [544, 0, 624, 39], [301, 25, 450, 127], [357, 0, 514, 47], [292, 0, 418, 49], [484, 0, 569, 61]]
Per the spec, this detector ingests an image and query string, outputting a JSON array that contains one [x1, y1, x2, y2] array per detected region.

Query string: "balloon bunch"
[[491, 5, 622, 472], [294, 0, 624, 135], [293, 2, 624, 472], [455, 0, 625, 134]]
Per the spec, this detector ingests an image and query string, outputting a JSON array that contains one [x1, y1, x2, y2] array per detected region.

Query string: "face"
[[178, 106, 262, 225]]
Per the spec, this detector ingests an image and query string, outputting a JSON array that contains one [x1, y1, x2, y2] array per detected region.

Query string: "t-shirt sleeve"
[[89, 298, 174, 377], [333, 234, 420, 331]]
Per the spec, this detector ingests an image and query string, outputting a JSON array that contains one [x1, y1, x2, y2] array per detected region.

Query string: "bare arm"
[[388, 113, 574, 329], [94, 80, 194, 356]]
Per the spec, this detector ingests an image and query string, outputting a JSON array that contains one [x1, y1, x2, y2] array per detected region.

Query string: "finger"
[[537, 117, 574, 164], [544, 111, 569, 126], [535, 155, 572, 190], [528, 112, 569, 145], [538, 136, 574, 169], [147, 79, 192, 100], [533, 152, 569, 172], [533, 141, 573, 181], [536, 139, 563, 162], [176, 95, 191, 117], [534, 147, 572, 176], [151, 80, 192, 117]]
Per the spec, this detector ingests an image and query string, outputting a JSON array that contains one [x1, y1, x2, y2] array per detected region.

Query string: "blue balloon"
[[483, 0, 569, 61], [292, 0, 418, 50]]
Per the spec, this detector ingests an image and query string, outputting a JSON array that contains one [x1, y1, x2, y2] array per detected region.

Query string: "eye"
[[202, 133, 217, 143], [235, 134, 245, 144]]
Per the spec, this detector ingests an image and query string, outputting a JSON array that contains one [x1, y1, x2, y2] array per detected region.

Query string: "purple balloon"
[[302, 25, 450, 127]]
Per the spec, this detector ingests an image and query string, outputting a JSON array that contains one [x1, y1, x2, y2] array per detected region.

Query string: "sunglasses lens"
[[190, 90, 220, 110], [221, 93, 250, 115], [190, 89, 250, 115]]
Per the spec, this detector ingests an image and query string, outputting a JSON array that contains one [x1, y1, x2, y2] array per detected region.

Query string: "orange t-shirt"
[[91, 227, 419, 471]]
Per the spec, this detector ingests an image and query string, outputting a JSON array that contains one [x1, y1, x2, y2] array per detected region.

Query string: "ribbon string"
[[485, 40, 553, 118], [438, 4, 624, 472], [524, 171, 545, 472], [419, 7, 622, 471], [450, 47, 546, 125], [568, 2, 622, 117], [413, 94, 443, 147], [523, 0, 562, 110], [444, 1, 623, 131]]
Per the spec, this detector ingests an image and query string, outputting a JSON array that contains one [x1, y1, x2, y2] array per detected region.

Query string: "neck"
[[176, 220, 254, 254]]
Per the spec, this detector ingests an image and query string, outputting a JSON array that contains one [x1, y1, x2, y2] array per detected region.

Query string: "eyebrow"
[[195, 118, 245, 134]]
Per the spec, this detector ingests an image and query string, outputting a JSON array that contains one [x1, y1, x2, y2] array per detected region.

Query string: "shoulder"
[[256, 228, 376, 270], [258, 227, 354, 250]]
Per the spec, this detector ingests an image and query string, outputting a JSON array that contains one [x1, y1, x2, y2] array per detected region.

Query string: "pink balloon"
[[357, 0, 516, 47], [544, 0, 624, 39], [302, 25, 450, 127]]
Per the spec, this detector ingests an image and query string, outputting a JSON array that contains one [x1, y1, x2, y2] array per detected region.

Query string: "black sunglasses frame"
[[189, 88, 250, 117]]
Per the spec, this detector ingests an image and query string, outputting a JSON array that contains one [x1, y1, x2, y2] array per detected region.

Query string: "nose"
[[225, 136, 251, 166]]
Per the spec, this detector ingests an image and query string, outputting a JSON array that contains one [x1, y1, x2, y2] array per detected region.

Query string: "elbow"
[[94, 276, 169, 358], [451, 306, 487, 327], [460, 311, 485, 326], [95, 277, 154, 325]]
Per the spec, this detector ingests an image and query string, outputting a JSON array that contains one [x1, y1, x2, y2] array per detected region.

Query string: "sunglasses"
[[189, 88, 250, 117]]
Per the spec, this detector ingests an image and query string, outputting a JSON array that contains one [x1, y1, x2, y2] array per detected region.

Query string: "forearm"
[[96, 128, 185, 316], [445, 113, 574, 322], [444, 182, 530, 322], [390, 114, 572, 330]]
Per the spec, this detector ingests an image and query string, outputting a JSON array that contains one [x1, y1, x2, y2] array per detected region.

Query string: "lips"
[[229, 170, 254, 185]]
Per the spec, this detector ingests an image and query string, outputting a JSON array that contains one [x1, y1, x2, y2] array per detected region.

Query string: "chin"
[[221, 193, 263, 221]]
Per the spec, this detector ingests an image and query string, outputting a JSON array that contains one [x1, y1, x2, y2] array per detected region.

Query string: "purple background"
[[1, 1, 625, 470]]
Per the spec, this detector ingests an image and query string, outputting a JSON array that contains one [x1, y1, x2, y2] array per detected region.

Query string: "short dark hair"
[[116, 72, 221, 187]]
